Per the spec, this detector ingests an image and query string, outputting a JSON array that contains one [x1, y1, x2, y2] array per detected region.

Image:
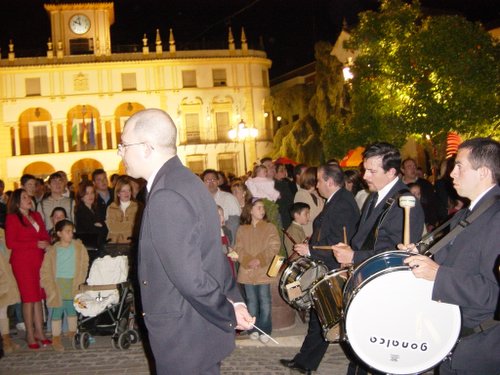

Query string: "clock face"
[[69, 14, 91, 35]]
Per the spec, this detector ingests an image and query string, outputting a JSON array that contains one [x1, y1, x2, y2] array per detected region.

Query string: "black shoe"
[[279, 359, 312, 374]]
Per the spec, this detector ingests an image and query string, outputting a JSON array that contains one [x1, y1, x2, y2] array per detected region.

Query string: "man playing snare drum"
[[404, 138, 500, 375], [280, 164, 359, 374]]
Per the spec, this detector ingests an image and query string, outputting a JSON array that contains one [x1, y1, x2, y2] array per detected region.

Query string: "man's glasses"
[[117, 142, 146, 152]]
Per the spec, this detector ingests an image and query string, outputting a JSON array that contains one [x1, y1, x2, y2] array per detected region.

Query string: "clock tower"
[[44, 2, 114, 56]]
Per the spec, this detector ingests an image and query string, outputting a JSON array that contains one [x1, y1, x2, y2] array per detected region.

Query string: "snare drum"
[[310, 268, 350, 342], [279, 257, 328, 310], [343, 251, 461, 375]]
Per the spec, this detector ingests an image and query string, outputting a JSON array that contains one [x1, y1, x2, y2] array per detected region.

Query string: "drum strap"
[[460, 318, 499, 338], [360, 189, 409, 251], [424, 195, 500, 256]]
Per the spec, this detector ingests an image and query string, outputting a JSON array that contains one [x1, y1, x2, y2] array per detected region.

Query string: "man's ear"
[[477, 165, 492, 182], [388, 167, 398, 178]]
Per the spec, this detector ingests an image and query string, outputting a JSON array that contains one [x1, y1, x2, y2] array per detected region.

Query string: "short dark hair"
[[200, 169, 218, 181], [260, 157, 273, 164], [363, 142, 401, 173], [54, 219, 74, 234], [293, 164, 307, 182], [50, 206, 68, 219], [92, 169, 107, 181], [318, 164, 345, 187], [289, 202, 310, 218], [401, 158, 417, 168], [48, 172, 63, 184], [20, 174, 36, 186], [459, 138, 500, 184]]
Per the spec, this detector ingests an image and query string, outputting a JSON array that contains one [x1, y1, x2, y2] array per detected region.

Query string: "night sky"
[[1, 0, 498, 78]]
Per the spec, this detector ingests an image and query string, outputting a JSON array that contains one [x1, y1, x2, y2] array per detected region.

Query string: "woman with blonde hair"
[[105, 176, 142, 244], [231, 179, 253, 209]]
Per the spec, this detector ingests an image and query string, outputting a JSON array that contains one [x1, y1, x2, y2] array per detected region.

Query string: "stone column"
[[110, 118, 117, 149], [13, 123, 21, 156], [62, 121, 69, 152], [52, 122, 59, 153]]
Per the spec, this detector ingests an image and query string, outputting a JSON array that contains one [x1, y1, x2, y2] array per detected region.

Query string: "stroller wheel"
[[111, 335, 119, 350], [128, 329, 140, 344], [118, 332, 131, 350], [72, 333, 80, 350], [80, 332, 91, 350]]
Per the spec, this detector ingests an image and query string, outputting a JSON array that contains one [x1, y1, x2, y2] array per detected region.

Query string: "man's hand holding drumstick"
[[331, 226, 354, 266], [397, 195, 440, 282]]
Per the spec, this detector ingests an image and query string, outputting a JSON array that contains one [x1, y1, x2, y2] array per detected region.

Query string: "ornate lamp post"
[[228, 119, 258, 174]]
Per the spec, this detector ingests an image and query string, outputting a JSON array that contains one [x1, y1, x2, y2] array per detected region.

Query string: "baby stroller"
[[73, 254, 139, 350]]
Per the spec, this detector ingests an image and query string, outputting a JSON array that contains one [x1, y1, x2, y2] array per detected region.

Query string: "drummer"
[[331, 142, 425, 375], [279, 164, 359, 374], [403, 138, 499, 375]]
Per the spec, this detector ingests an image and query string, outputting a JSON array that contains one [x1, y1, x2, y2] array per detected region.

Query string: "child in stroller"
[[73, 253, 138, 350]]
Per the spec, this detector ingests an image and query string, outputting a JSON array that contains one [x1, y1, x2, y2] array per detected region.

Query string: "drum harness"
[[415, 194, 500, 338], [361, 189, 409, 251]]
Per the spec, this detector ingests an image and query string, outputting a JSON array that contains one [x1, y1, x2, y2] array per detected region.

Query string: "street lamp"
[[228, 119, 258, 174]]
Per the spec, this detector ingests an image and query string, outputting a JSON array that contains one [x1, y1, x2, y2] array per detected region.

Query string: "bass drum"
[[343, 251, 461, 375], [279, 257, 328, 310]]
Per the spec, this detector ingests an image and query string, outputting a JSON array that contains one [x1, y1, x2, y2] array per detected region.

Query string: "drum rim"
[[310, 268, 349, 295], [343, 267, 462, 374], [343, 250, 410, 306], [278, 256, 328, 310]]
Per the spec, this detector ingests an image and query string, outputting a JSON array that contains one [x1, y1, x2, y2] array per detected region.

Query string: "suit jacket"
[[138, 156, 243, 374], [432, 185, 500, 373], [309, 187, 360, 270], [351, 178, 425, 264]]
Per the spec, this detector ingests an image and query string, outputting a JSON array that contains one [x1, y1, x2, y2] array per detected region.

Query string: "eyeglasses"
[[204, 178, 218, 183], [117, 142, 146, 153]]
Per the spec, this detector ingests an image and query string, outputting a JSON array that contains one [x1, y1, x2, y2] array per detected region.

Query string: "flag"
[[71, 118, 78, 147], [82, 114, 88, 144], [89, 114, 95, 146]]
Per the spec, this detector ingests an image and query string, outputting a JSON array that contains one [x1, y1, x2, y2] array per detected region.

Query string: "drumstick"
[[343, 226, 347, 244], [252, 324, 279, 344], [399, 196, 416, 245], [312, 245, 333, 250]]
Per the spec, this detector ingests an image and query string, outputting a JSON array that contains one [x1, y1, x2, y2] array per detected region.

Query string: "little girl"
[[233, 199, 280, 343], [40, 220, 89, 351]]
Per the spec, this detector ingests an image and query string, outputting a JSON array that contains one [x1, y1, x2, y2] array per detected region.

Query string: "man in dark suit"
[[119, 108, 254, 375], [92, 168, 113, 220], [333, 142, 425, 265], [404, 138, 499, 375], [332, 142, 425, 375], [280, 164, 360, 374]]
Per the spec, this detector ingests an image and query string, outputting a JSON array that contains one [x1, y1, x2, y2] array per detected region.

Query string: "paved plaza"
[[1, 318, 353, 375]]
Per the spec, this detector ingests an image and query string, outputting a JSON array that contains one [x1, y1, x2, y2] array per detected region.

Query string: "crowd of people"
[[0, 169, 145, 353], [0, 107, 497, 375]]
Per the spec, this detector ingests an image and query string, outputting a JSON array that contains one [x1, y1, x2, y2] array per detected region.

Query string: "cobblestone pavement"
[[1, 322, 435, 375], [1, 322, 352, 375], [0, 343, 349, 375]]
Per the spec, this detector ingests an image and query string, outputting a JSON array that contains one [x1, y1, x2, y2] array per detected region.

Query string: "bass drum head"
[[345, 270, 461, 375]]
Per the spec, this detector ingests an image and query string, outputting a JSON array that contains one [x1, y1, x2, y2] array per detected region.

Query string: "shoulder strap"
[[360, 188, 408, 250], [425, 194, 500, 256]]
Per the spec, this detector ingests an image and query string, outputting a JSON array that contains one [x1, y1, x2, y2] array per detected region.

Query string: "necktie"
[[365, 192, 378, 220]]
